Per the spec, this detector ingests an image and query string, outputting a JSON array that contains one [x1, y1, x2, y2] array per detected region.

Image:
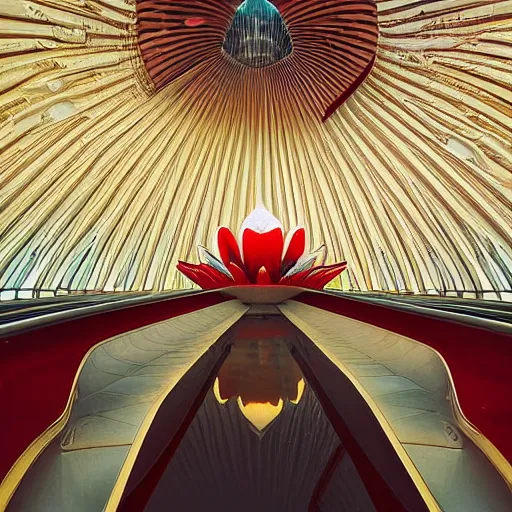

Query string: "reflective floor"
[[3, 301, 511, 511], [146, 315, 375, 511]]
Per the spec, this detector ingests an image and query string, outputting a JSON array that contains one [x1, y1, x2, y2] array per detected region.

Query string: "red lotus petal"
[[217, 227, 244, 270], [279, 262, 347, 289], [177, 261, 233, 290], [200, 264, 235, 285], [242, 228, 284, 283], [256, 267, 273, 285], [302, 263, 348, 289], [177, 262, 217, 289], [227, 262, 250, 285], [278, 268, 312, 287], [282, 227, 306, 275]]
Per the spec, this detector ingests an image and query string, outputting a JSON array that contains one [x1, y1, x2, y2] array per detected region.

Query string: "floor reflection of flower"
[[214, 318, 305, 432]]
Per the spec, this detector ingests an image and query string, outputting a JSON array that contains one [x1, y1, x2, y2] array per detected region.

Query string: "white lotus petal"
[[239, 207, 282, 237], [284, 245, 327, 277], [197, 246, 231, 278]]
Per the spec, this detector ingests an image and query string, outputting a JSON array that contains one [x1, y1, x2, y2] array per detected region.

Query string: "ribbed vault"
[[0, 1, 511, 298]]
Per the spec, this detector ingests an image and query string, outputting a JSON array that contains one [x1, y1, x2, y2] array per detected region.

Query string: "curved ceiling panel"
[[0, 1, 510, 298], [135, 0, 378, 118]]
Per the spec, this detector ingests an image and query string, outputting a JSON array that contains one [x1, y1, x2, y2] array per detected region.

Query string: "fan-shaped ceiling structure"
[[0, 0, 511, 298]]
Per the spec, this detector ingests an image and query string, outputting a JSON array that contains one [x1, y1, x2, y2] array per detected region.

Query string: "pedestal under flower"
[[177, 207, 347, 290]]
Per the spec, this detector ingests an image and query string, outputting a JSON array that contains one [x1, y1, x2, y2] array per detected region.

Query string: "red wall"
[[0, 292, 228, 480], [297, 292, 512, 463]]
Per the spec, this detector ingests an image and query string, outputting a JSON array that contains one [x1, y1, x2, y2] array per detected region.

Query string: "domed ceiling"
[[0, 0, 510, 298]]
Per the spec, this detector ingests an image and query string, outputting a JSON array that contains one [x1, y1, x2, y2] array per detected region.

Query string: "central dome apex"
[[222, 0, 293, 67]]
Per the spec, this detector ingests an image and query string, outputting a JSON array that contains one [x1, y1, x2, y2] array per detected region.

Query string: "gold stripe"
[[104, 304, 248, 510], [444, 364, 512, 488], [0, 346, 93, 509], [307, 346, 442, 511], [0, 301, 248, 510], [281, 300, 512, 503], [280, 302, 441, 512]]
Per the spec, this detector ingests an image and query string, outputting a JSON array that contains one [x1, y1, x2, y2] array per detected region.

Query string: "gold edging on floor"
[[0, 337, 97, 510], [103, 305, 248, 511], [312, 350, 442, 511], [279, 304, 443, 512], [0, 301, 247, 511], [282, 300, 512, 504], [443, 365, 512, 489]]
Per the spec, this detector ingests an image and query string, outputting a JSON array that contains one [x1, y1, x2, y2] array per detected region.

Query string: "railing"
[[2, 286, 511, 302]]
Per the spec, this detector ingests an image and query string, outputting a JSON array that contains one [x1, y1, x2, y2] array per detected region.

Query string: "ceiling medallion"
[[135, 0, 378, 120], [223, 0, 293, 68]]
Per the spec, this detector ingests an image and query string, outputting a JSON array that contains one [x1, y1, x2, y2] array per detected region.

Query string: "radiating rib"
[[0, 0, 510, 299]]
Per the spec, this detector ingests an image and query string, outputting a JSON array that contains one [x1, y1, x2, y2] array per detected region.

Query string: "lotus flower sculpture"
[[177, 207, 347, 290]]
